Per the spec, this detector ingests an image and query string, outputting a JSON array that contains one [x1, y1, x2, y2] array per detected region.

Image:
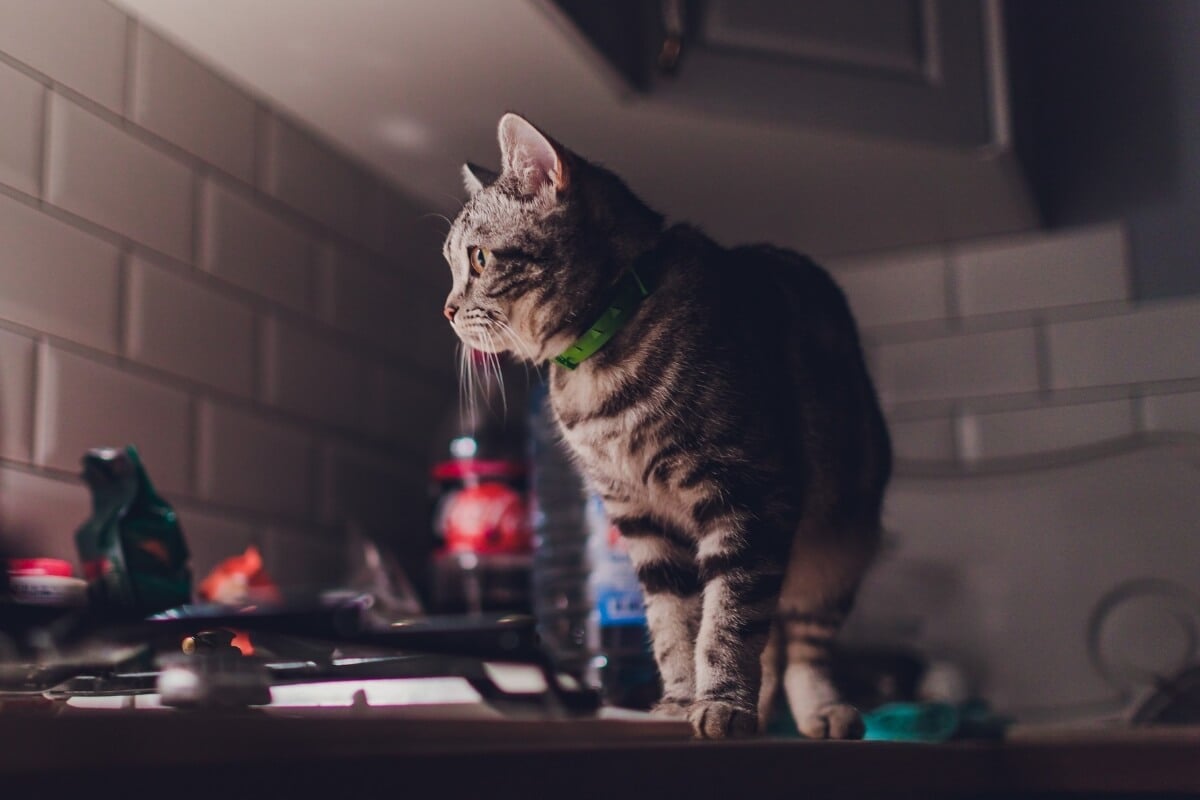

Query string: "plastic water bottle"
[[528, 379, 591, 676], [584, 493, 659, 710], [528, 379, 659, 706]]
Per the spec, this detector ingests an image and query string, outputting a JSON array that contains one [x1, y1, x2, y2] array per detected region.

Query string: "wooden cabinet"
[[547, 0, 1036, 254], [554, 0, 1009, 151]]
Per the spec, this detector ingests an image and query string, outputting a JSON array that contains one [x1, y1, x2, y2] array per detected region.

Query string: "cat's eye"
[[469, 246, 491, 275]]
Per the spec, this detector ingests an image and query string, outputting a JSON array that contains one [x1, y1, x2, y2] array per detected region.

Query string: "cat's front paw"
[[651, 697, 692, 720], [797, 702, 865, 740], [688, 700, 758, 739]]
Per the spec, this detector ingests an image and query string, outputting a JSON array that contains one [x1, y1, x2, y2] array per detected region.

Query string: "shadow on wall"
[[1007, 0, 1200, 300]]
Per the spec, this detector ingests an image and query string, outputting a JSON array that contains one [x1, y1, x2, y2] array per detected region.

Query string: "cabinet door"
[[554, 0, 1004, 149]]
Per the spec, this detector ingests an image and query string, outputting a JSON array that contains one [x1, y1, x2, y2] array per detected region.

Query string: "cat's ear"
[[461, 162, 498, 196], [498, 113, 569, 196]]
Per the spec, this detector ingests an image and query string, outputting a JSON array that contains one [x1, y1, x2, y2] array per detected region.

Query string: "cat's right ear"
[[461, 162, 498, 196], [498, 113, 569, 197]]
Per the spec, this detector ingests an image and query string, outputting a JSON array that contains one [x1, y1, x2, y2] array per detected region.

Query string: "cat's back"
[[698, 242, 865, 362]]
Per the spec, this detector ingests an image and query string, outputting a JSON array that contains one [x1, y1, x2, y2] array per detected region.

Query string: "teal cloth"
[[862, 702, 960, 742]]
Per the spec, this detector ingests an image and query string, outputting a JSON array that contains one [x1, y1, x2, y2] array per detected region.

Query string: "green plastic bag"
[[74, 445, 192, 614]]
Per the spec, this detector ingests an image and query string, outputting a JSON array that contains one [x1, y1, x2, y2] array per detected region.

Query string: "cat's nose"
[[443, 305, 458, 322]]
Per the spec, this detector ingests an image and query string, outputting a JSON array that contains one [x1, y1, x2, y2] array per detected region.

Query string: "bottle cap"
[[7, 558, 75, 578]]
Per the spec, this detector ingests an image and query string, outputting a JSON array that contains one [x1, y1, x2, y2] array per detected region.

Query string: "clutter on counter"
[[74, 445, 191, 615]]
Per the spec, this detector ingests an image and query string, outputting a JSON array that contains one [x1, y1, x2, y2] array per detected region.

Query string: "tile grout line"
[[1131, 384, 1149, 434], [116, 246, 132, 358], [121, 15, 137, 120], [190, 167, 205, 269], [309, 242, 326, 321], [310, 437, 326, 523], [253, 103, 271, 193], [187, 395, 201, 497], [257, 314, 274, 407], [27, 337, 43, 464], [0, 451, 338, 536], [942, 242, 961, 329], [0, 178, 453, 381], [0, 46, 417, 266], [9, 318, 434, 469], [945, 401, 959, 467], [252, 311, 266, 407], [1033, 313, 1052, 398], [37, 86, 52, 204]]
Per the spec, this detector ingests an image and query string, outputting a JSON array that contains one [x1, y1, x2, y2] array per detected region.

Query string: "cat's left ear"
[[498, 113, 569, 196], [461, 162, 498, 196]]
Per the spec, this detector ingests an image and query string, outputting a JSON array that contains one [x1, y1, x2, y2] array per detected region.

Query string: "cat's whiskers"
[[495, 318, 537, 364], [483, 327, 509, 418], [495, 321, 535, 387], [419, 212, 453, 231], [464, 340, 481, 429], [455, 340, 472, 429]]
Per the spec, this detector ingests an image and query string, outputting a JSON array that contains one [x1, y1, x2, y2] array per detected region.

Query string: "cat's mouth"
[[455, 321, 508, 354]]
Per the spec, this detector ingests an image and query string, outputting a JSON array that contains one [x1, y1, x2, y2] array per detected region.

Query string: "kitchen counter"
[[1, 712, 1197, 799]]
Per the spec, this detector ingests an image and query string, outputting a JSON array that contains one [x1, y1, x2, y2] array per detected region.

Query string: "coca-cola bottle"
[[429, 351, 531, 615]]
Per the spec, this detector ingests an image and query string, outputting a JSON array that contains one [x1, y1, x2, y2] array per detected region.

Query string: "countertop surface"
[[2, 710, 1198, 799]]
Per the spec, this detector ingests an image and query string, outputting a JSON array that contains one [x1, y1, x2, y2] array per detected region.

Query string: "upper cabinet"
[[553, 0, 1008, 151]]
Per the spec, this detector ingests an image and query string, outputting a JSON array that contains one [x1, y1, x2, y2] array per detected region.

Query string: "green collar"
[[553, 266, 652, 370]]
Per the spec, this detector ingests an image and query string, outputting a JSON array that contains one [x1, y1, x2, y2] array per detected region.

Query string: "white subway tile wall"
[[1142, 389, 1200, 434], [260, 115, 373, 244], [0, 1, 1194, 585], [195, 401, 314, 519], [317, 247, 408, 351], [318, 443, 428, 567], [175, 504, 260, 580], [951, 224, 1129, 317], [35, 344, 192, 495], [198, 178, 315, 313], [125, 254, 257, 397], [128, 25, 257, 182], [1047, 300, 1200, 389], [828, 248, 948, 327], [367, 366, 449, 453], [0, 0, 127, 112], [0, 329, 36, 463], [829, 221, 1200, 464], [46, 94, 194, 261], [262, 525, 348, 592], [0, 193, 122, 353], [957, 399, 1136, 462], [0, 468, 90, 560], [0, 1, 454, 587], [887, 417, 957, 463], [0, 61, 42, 196], [874, 328, 1041, 405], [261, 315, 372, 430]]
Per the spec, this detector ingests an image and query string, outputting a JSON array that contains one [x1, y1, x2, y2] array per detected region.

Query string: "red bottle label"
[[440, 482, 531, 556]]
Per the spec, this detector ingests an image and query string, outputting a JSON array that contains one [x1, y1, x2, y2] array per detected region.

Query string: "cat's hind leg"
[[756, 620, 783, 733], [780, 609, 862, 739], [778, 531, 875, 740]]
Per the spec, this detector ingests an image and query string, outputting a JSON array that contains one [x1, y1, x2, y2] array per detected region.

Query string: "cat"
[[441, 113, 891, 739]]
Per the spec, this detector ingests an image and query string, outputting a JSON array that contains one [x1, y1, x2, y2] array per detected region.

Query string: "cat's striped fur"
[[442, 115, 891, 738]]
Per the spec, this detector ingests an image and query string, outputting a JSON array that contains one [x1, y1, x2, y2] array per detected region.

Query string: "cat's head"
[[442, 114, 662, 363]]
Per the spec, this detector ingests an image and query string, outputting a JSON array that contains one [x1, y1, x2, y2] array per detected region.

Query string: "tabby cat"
[[442, 114, 891, 739]]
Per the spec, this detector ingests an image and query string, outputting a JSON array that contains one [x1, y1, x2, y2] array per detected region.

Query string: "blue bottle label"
[[595, 587, 646, 626]]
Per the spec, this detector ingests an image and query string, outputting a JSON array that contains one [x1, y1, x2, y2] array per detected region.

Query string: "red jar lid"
[[8, 558, 75, 578], [432, 458, 526, 481]]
